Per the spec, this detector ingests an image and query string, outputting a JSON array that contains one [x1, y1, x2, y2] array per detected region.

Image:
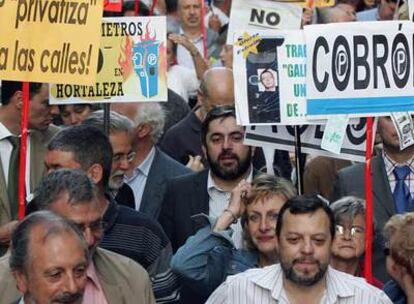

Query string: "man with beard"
[[10, 211, 88, 304], [206, 195, 392, 304], [159, 105, 253, 302], [334, 116, 414, 282]]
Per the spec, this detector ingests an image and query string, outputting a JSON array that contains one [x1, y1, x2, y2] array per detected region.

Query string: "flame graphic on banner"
[[118, 36, 133, 80]]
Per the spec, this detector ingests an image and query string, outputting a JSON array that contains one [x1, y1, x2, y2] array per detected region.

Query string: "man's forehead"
[[207, 116, 242, 133], [282, 209, 331, 234]]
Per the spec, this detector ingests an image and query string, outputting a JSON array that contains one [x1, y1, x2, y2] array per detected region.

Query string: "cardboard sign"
[[50, 17, 167, 104], [0, 0, 102, 85], [227, 0, 302, 45], [305, 21, 414, 118], [244, 118, 375, 162], [233, 30, 323, 125]]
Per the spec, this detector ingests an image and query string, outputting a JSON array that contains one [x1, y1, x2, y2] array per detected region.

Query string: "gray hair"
[[34, 169, 97, 210], [82, 110, 134, 135], [9, 210, 88, 273], [330, 196, 366, 223], [133, 103, 165, 143]]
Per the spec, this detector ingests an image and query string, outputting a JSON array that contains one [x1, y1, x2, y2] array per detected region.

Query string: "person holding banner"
[[171, 174, 296, 302], [335, 116, 414, 282], [174, 0, 220, 70], [0, 81, 60, 256]]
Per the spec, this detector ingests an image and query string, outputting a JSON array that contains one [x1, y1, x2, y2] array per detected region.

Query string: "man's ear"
[[12, 91, 23, 110], [13, 270, 29, 294], [135, 123, 151, 139], [86, 164, 104, 185]]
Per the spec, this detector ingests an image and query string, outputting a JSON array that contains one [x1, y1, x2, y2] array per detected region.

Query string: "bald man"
[[160, 67, 235, 167]]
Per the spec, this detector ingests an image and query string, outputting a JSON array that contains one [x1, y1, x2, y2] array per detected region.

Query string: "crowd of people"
[[0, 0, 413, 303]]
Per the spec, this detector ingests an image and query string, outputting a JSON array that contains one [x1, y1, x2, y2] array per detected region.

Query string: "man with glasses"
[[0, 169, 155, 303], [44, 124, 180, 303], [110, 102, 191, 219]]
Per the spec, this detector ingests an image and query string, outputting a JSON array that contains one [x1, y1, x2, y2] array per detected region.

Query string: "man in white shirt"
[[207, 195, 392, 304]]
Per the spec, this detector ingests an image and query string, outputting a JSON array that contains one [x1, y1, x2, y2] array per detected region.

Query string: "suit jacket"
[[334, 155, 394, 282], [0, 125, 59, 225], [0, 248, 155, 304], [158, 169, 210, 254], [117, 148, 191, 219]]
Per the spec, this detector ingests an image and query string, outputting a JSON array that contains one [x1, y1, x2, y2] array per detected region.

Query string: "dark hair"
[[35, 169, 96, 210], [47, 125, 113, 189], [200, 105, 236, 146], [9, 210, 87, 273], [276, 194, 336, 239], [166, 0, 178, 12], [1, 81, 44, 105]]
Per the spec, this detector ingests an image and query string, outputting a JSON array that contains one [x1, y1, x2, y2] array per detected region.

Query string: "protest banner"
[[244, 118, 375, 162], [0, 0, 102, 85], [233, 30, 323, 125], [305, 21, 414, 118], [227, 0, 302, 45], [409, 0, 414, 21], [50, 16, 167, 104]]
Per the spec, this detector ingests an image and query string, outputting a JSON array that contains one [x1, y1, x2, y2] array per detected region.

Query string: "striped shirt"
[[206, 264, 392, 304], [383, 151, 414, 197]]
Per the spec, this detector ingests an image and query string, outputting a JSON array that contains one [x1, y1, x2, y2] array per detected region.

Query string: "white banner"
[[227, 0, 302, 45], [305, 21, 414, 118], [244, 118, 376, 162]]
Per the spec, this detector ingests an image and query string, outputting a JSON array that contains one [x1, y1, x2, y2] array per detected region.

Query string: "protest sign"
[[50, 16, 167, 104], [233, 30, 323, 126], [0, 0, 102, 85], [305, 21, 414, 118], [227, 0, 302, 45], [104, 0, 122, 12], [409, 0, 414, 21], [244, 118, 375, 162]]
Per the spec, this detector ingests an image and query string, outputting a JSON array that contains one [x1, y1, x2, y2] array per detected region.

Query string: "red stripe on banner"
[[18, 83, 30, 220], [364, 117, 374, 284], [150, 0, 158, 15], [200, 0, 208, 60], [135, 0, 140, 16], [104, 0, 123, 12]]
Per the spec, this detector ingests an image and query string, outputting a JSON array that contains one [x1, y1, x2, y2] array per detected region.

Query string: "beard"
[[207, 149, 251, 180], [280, 256, 328, 287], [108, 170, 125, 191]]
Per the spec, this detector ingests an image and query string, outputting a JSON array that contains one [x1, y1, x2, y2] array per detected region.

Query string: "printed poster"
[[50, 16, 167, 104]]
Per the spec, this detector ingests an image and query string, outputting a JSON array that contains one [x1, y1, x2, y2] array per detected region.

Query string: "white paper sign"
[[227, 0, 302, 45], [305, 21, 414, 118], [321, 115, 349, 154], [244, 118, 376, 162]]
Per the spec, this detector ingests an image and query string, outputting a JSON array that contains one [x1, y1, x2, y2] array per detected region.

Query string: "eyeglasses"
[[72, 219, 107, 234], [113, 152, 136, 163], [335, 224, 365, 238]]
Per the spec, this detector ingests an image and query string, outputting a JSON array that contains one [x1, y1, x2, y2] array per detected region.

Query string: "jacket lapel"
[[0, 160, 11, 222], [372, 156, 396, 216], [190, 170, 209, 232]]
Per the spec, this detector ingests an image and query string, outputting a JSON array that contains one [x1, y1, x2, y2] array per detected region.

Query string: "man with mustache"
[[10, 211, 88, 304], [207, 195, 392, 304], [159, 105, 254, 303]]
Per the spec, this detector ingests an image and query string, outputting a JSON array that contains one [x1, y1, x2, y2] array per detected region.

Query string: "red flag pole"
[[18, 82, 30, 220], [134, 0, 140, 16], [200, 0, 208, 60], [150, 0, 158, 15], [364, 117, 374, 284]]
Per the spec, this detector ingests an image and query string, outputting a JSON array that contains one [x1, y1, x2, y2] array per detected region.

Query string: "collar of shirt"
[[86, 262, 102, 291], [249, 265, 354, 302], [0, 122, 14, 140], [207, 165, 253, 193], [178, 27, 203, 44], [383, 150, 414, 177], [125, 147, 156, 183]]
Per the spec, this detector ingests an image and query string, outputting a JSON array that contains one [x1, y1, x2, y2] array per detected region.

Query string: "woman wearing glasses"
[[329, 196, 383, 288], [171, 174, 296, 301]]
